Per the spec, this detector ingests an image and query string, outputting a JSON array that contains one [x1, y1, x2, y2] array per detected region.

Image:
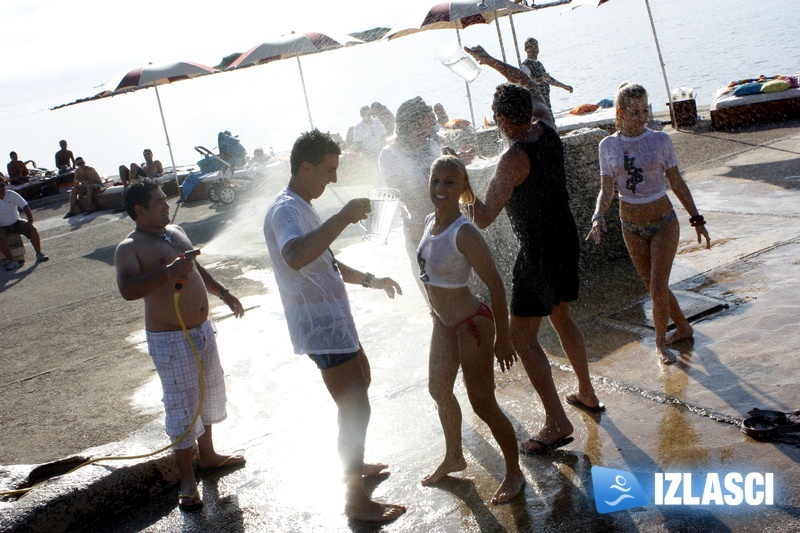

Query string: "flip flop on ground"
[[741, 409, 800, 439], [520, 436, 574, 455], [565, 394, 606, 413], [197, 454, 246, 472], [178, 489, 203, 512]]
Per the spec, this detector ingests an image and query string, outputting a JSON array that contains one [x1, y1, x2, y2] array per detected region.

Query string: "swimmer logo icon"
[[592, 466, 649, 514]]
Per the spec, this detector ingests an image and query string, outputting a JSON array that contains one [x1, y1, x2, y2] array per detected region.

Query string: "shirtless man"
[[55, 140, 76, 172], [114, 178, 245, 512], [64, 157, 104, 217], [120, 148, 164, 189], [6, 152, 34, 185]]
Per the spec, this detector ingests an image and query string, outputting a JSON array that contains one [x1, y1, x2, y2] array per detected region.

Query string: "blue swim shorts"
[[307, 350, 359, 370]]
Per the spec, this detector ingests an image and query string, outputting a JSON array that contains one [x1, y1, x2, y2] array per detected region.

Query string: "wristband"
[[219, 288, 230, 299], [689, 214, 705, 227], [362, 272, 374, 288]]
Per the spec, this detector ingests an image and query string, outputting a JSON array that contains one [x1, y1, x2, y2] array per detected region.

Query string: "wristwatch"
[[362, 272, 374, 288]]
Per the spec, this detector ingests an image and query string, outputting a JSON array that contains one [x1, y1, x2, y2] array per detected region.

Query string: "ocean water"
[[2, 0, 798, 177]]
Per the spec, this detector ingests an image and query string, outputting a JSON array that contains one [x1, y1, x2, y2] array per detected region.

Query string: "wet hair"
[[290, 129, 341, 175], [492, 83, 533, 126], [124, 178, 160, 220], [430, 155, 476, 206], [614, 83, 648, 132], [395, 96, 435, 140]]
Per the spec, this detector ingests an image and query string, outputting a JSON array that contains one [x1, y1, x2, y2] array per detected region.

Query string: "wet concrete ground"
[[2, 116, 800, 532]]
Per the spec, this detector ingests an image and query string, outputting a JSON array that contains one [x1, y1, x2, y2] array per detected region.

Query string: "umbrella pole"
[[508, 11, 522, 67], [455, 28, 478, 142], [488, 2, 508, 62], [153, 83, 183, 200], [296, 57, 314, 129], [643, 0, 676, 127]]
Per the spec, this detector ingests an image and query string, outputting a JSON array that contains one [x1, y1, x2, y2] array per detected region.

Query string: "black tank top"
[[506, 123, 577, 252]]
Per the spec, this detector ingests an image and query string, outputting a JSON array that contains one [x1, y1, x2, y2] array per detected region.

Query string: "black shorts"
[[1, 220, 31, 238], [510, 248, 579, 317]]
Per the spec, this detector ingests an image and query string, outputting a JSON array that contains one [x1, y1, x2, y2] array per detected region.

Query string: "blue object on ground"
[[181, 171, 205, 200]]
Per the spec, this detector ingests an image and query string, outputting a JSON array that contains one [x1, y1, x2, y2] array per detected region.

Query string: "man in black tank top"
[[471, 84, 604, 454]]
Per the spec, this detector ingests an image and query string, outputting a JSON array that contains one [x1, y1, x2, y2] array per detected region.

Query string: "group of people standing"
[[111, 36, 710, 524]]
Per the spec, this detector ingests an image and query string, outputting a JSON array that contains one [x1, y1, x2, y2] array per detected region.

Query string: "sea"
[[2, 0, 798, 177]]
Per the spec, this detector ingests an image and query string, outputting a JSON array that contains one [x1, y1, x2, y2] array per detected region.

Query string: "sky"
[[0, 0, 446, 107]]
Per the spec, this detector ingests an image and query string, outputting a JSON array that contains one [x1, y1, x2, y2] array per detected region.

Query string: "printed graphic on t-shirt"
[[417, 252, 429, 283], [623, 151, 644, 194]]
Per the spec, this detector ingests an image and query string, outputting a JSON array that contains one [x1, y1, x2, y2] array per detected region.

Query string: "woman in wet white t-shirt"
[[587, 83, 711, 365]]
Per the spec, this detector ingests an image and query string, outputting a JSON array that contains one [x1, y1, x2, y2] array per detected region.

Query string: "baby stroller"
[[194, 146, 238, 204], [193, 132, 251, 204]]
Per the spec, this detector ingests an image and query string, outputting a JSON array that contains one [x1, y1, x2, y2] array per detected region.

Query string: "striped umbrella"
[[96, 61, 218, 196], [385, 1, 534, 128], [228, 31, 364, 129]]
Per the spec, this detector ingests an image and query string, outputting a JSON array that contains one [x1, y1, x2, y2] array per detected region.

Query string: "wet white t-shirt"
[[264, 187, 359, 355], [598, 129, 679, 205]]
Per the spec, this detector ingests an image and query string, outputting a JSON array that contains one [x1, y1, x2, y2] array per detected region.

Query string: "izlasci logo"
[[591, 466, 649, 514], [592, 467, 776, 514]]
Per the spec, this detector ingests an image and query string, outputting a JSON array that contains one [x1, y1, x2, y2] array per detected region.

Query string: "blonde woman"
[[587, 83, 711, 365], [417, 155, 525, 504]]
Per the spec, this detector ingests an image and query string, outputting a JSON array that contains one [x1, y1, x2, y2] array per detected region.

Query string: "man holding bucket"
[[263, 129, 406, 523]]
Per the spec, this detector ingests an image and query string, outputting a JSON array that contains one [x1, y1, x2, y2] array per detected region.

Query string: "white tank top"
[[416, 214, 473, 288]]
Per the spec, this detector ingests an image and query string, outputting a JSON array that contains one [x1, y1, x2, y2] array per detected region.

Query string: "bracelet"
[[219, 288, 230, 299], [591, 213, 604, 222], [362, 272, 374, 288], [689, 214, 705, 227]]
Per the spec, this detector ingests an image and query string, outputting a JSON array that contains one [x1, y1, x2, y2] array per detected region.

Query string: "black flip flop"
[[566, 394, 606, 413], [741, 409, 800, 439], [520, 436, 574, 455]]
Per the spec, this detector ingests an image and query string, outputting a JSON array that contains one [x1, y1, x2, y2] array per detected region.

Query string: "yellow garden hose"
[[0, 256, 205, 499]]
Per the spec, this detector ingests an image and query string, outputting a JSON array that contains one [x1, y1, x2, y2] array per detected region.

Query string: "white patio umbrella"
[[227, 31, 364, 129], [95, 61, 219, 197]]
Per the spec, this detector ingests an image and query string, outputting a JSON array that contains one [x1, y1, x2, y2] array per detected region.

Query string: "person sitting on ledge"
[[119, 148, 164, 190], [65, 157, 104, 217], [0, 176, 49, 270], [7, 152, 36, 185], [55, 140, 76, 173]]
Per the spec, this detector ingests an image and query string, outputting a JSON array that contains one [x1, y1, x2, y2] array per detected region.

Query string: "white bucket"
[[436, 42, 481, 83], [360, 188, 400, 245]]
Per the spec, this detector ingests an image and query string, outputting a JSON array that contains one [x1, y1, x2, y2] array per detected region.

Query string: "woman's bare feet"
[[362, 462, 389, 476], [345, 500, 407, 522], [492, 470, 526, 504], [656, 342, 678, 365], [421, 456, 467, 485], [665, 325, 693, 345]]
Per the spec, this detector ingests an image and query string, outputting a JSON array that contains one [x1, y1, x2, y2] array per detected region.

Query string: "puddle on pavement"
[[607, 290, 729, 330]]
